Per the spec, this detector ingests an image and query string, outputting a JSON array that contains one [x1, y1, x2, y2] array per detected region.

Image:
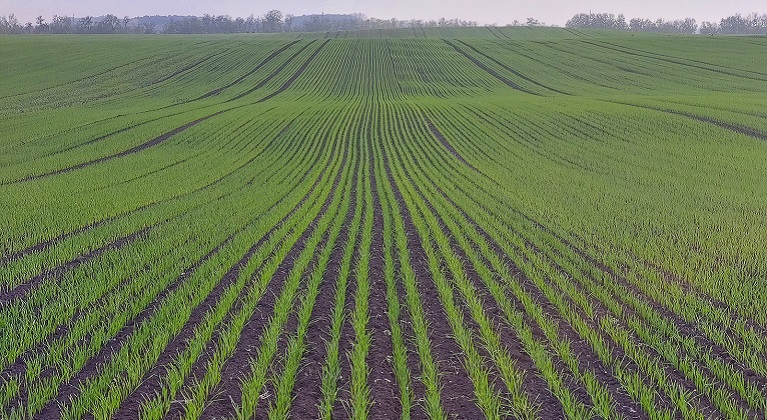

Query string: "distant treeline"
[[566, 12, 767, 35], [0, 11, 478, 35]]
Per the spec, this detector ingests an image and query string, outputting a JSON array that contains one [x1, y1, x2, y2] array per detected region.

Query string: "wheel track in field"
[[1, 110, 227, 186], [587, 40, 767, 81], [442, 39, 538, 95], [454, 39, 571, 95], [0, 203, 154, 266], [0, 115, 297, 275], [255, 39, 332, 104], [422, 115, 478, 173], [35, 123, 334, 420], [3, 40, 330, 185], [194, 40, 301, 100], [0, 41, 225, 104], [228, 40, 318, 102], [620, 102, 767, 142], [381, 138, 485, 419], [460, 105, 605, 174], [492, 39, 614, 89], [486, 26, 503, 40], [0, 55, 156, 101], [0, 226, 152, 307]]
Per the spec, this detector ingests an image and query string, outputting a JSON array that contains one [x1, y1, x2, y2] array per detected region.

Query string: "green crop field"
[[1, 27, 767, 420]]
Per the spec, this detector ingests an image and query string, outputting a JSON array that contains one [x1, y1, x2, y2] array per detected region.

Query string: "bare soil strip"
[[422, 116, 479, 173], [290, 160, 360, 420], [365, 151, 401, 420], [256, 40, 333, 104], [18, 110, 227, 183], [586, 40, 767, 81], [196, 40, 302, 100], [455, 39, 570, 95], [229, 40, 318, 101], [442, 39, 538, 95], [0, 227, 151, 307]]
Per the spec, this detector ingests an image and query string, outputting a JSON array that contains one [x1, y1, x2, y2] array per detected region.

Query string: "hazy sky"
[[1, 0, 764, 26]]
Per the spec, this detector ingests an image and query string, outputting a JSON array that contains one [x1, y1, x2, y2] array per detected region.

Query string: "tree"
[[97, 14, 120, 33], [262, 9, 282, 32], [615, 14, 628, 30], [700, 21, 719, 35], [78, 16, 93, 33], [34, 15, 50, 33], [526, 17, 540, 27], [285, 14, 295, 32]]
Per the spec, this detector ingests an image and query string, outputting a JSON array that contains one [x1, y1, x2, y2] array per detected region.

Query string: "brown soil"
[[455, 39, 569, 95], [365, 149, 402, 420], [422, 116, 479, 173], [0, 226, 152, 307], [288, 155, 360, 419], [228, 40, 317, 102], [114, 132, 338, 419], [381, 149, 484, 419], [442, 39, 538, 95], [196, 145, 348, 419], [20, 110, 227, 183], [196, 40, 301, 101], [256, 40, 332, 104]]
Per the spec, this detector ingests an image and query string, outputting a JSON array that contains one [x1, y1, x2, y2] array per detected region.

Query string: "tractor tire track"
[[13, 110, 227, 184], [455, 40, 570, 95], [620, 102, 767, 142], [423, 115, 479, 173], [228, 40, 318, 102], [255, 40, 332, 104], [0, 226, 152, 307], [442, 39, 538, 95], [195, 40, 301, 100], [582, 40, 767, 83]]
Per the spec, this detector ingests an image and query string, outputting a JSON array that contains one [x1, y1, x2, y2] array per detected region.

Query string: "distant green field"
[[1, 28, 767, 419]]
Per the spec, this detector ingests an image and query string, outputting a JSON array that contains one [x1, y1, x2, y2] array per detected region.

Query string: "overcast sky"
[[1, 0, 764, 26]]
